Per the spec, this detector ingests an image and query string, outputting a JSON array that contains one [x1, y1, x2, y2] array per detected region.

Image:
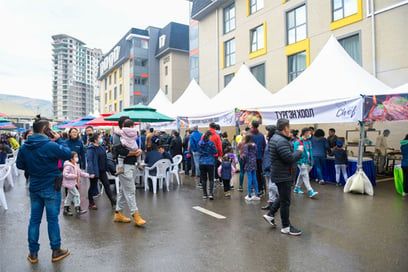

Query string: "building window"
[[250, 63, 265, 86], [250, 25, 264, 52], [224, 39, 235, 67], [165, 85, 168, 95], [114, 87, 117, 100], [190, 23, 199, 50], [159, 35, 166, 48], [119, 100, 123, 111], [119, 66, 122, 78], [332, 0, 358, 21], [190, 54, 199, 82], [114, 71, 117, 84], [135, 58, 148, 67], [286, 4, 307, 45], [165, 66, 168, 76], [224, 73, 234, 87], [134, 38, 148, 49], [109, 75, 112, 85], [104, 93, 108, 103], [223, 3, 235, 34], [338, 33, 361, 65], [135, 77, 147, 85], [288, 51, 306, 82], [114, 103, 117, 112], [109, 105, 112, 112], [109, 90, 112, 100], [119, 84, 123, 95], [250, 0, 264, 15]]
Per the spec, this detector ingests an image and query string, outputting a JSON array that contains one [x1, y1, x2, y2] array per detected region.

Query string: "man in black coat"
[[263, 119, 303, 236]]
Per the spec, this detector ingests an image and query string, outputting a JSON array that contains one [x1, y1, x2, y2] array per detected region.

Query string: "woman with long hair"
[[198, 130, 218, 199], [86, 133, 116, 209]]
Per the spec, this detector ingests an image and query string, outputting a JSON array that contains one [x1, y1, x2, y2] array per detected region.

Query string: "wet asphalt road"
[[0, 172, 407, 272]]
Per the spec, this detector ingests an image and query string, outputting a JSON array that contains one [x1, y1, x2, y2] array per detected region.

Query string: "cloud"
[[0, 0, 190, 100]]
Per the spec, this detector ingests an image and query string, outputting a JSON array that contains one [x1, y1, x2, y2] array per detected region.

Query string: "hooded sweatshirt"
[[401, 140, 408, 167], [114, 127, 139, 150], [62, 160, 90, 189], [198, 140, 218, 165], [250, 128, 266, 159], [16, 134, 72, 192]]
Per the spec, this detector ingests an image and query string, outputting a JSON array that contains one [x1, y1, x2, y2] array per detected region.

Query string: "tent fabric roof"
[[172, 79, 212, 117], [148, 89, 176, 117], [210, 64, 274, 112], [267, 36, 390, 107]]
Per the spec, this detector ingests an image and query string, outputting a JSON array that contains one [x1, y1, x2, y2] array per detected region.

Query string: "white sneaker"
[[252, 196, 261, 201], [244, 195, 252, 201]]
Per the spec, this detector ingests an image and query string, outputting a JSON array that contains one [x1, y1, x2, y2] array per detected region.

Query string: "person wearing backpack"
[[218, 155, 235, 197]]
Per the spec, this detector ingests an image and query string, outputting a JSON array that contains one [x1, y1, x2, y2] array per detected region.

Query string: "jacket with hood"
[[250, 128, 266, 159], [114, 127, 139, 150], [262, 139, 271, 176], [401, 140, 408, 167], [311, 136, 330, 157], [86, 143, 107, 177], [65, 138, 86, 169], [269, 131, 303, 183], [201, 128, 222, 157], [198, 140, 218, 165], [63, 160, 89, 189], [189, 130, 203, 152], [243, 143, 257, 172], [17, 134, 72, 192], [170, 136, 183, 157], [294, 138, 314, 166]]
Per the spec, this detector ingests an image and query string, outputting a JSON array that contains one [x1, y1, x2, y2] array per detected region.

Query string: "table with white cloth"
[[310, 157, 376, 186]]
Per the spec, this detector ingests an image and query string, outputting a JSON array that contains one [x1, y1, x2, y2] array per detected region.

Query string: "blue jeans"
[[192, 152, 201, 177], [28, 186, 62, 254], [247, 170, 259, 196], [238, 157, 245, 187], [314, 156, 326, 181]]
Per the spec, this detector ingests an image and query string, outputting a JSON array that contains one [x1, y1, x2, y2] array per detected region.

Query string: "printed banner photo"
[[364, 93, 408, 122], [259, 97, 363, 125]]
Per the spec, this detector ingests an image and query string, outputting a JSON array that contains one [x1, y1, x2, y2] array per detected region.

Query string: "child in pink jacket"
[[63, 151, 93, 216]]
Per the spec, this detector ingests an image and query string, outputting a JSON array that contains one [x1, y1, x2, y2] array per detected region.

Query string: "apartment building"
[[190, 0, 408, 97]]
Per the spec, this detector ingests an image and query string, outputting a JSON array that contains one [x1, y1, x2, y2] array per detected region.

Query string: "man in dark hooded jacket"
[[17, 115, 73, 263]]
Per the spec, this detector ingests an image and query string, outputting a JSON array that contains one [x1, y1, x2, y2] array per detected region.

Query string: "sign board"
[[364, 93, 408, 122]]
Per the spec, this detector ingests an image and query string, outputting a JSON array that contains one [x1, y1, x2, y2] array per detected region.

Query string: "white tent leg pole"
[[357, 121, 365, 169]]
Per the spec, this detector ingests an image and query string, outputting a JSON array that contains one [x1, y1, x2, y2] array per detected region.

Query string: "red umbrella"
[[85, 112, 139, 127], [0, 112, 9, 117]]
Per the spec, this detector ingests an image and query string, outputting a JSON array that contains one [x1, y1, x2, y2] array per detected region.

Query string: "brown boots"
[[132, 211, 146, 227]]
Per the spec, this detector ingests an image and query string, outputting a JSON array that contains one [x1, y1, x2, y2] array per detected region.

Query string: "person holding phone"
[[17, 115, 72, 263]]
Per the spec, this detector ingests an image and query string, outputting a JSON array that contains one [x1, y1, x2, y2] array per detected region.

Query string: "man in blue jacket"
[[17, 115, 72, 264], [189, 126, 203, 181]]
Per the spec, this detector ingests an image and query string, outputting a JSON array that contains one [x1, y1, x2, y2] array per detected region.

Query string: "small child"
[[63, 151, 91, 216], [114, 119, 141, 175], [224, 146, 238, 190], [218, 155, 235, 197], [331, 140, 348, 186]]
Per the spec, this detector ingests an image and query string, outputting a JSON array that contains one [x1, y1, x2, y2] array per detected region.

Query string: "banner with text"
[[181, 110, 236, 128], [259, 97, 363, 125]]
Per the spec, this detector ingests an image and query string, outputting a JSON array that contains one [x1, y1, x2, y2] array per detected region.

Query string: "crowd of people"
[[1, 114, 408, 264]]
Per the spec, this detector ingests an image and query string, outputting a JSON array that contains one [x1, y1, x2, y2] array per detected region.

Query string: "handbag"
[[54, 176, 63, 191]]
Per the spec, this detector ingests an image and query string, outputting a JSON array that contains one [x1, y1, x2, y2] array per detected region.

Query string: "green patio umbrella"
[[0, 117, 11, 123], [104, 104, 175, 123]]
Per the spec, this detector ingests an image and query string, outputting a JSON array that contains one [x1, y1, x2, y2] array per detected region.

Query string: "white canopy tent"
[[210, 64, 275, 113], [148, 89, 176, 118], [172, 79, 213, 117], [267, 35, 389, 107]]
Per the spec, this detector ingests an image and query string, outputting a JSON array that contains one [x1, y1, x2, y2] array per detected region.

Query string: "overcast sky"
[[0, 0, 190, 101]]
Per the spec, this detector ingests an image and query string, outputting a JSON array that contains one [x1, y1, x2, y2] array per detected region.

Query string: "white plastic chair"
[[169, 155, 183, 185], [7, 151, 19, 177], [134, 163, 144, 185], [0, 165, 11, 210], [144, 159, 171, 194]]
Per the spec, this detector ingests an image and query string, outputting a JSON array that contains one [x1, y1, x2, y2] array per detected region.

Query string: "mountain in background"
[[0, 93, 53, 118]]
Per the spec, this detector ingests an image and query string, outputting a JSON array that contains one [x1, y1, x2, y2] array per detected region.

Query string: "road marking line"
[[193, 206, 226, 219]]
